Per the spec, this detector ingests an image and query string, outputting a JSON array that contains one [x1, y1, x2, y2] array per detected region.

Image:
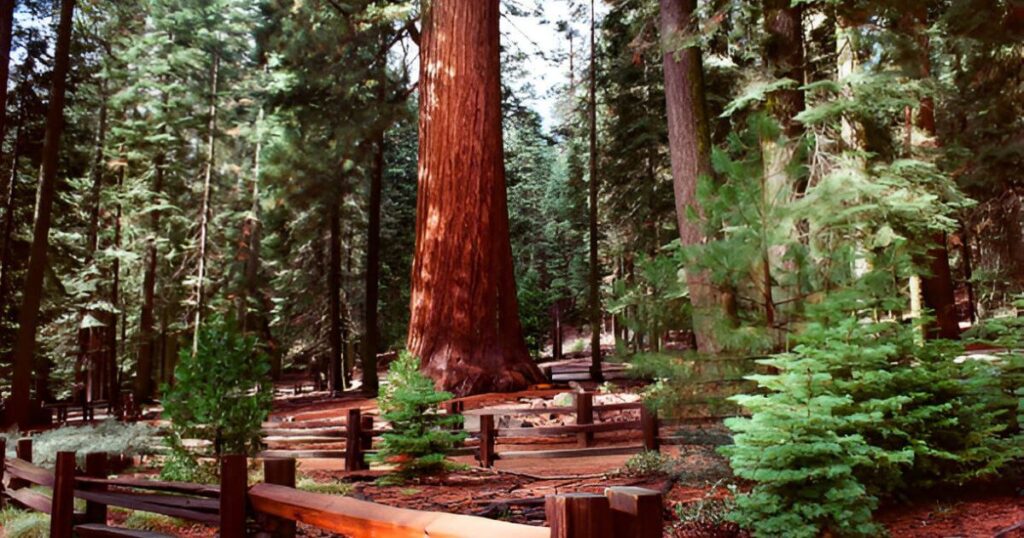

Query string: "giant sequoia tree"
[[408, 0, 543, 395]]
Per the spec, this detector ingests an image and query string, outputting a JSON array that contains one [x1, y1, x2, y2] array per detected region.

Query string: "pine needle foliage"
[[161, 315, 272, 460], [723, 297, 1024, 537], [374, 352, 466, 481]]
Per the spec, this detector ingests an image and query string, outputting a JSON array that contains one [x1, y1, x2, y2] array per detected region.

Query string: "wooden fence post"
[[346, 408, 363, 472], [360, 414, 374, 453], [546, 493, 613, 538], [263, 458, 297, 538], [50, 451, 76, 538], [11, 438, 32, 489], [220, 455, 247, 538], [0, 438, 6, 509], [641, 405, 659, 452], [479, 414, 495, 468], [83, 452, 109, 525], [576, 393, 594, 448], [605, 487, 662, 538]]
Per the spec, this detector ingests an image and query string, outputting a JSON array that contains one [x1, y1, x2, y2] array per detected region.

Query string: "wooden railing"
[[1, 441, 664, 538], [260, 393, 730, 470]]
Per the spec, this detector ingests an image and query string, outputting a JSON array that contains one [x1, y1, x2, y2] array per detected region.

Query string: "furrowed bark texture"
[[9, 0, 76, 428], [409, 0, 543, 396], [660, 0, 727, 354]]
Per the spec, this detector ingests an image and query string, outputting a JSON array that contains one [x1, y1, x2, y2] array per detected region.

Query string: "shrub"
[[0, 421, 158, 469], [723, 312, 1023, 537], [0, 508, 49, 538], [622, 450, 673, 476], [123, 512, 188, 533], [373, 351, 466, 481], [161, 315, 272, 474]]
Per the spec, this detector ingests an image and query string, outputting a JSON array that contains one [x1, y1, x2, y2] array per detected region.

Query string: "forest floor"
[[101, 380, 1024, 537], [259, 385, 1024, 537]]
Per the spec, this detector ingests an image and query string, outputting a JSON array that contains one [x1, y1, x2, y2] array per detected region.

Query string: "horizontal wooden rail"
[[249, 483, 550, 538], [73, 489, 220, 524], [498, 420, 642, 438], [497, 445, 645, 461], [75, 477, 220, 497], [4, 458, 56, 487]]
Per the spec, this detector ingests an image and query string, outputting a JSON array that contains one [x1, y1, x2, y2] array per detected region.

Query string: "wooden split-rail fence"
[[1, 438, 664, 538], [260, 393, 730, 471]]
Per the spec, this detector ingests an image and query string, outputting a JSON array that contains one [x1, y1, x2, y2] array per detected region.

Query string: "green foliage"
[[723, 299, 1023, 537], [122, 512, 189, 533], [161, 316, 272, 459], [608, 251, 692, 353], [621, 450, 673, 477], [0, 508, 49, 538], [373, 352, 466, 481], [0, 421, 158, 469], [297, 477, 354, 496]]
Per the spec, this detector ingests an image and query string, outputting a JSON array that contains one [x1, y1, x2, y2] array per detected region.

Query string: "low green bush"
[[372, 351, 466, 483], [0, 508, 49, 538], [722, 312, 1024, 537], [0, 421, 158, 469]]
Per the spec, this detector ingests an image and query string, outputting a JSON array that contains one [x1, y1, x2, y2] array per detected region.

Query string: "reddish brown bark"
[[408, 0, 543, 395], [9, 0, 76, 428], [0, 0, 12, 159], [904, 8, 960, 340], [659, 0, 732, 353], [587, 0, 603, 382]]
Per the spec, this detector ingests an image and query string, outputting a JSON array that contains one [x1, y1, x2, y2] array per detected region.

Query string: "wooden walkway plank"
[[498, 445, 645, 461]]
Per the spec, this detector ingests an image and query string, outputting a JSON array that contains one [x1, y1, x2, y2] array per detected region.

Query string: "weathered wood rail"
[[260, 392, 732, 470], [2, 441, 663, 538]]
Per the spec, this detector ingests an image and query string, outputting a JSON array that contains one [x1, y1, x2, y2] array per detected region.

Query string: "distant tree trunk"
[[903, 8, 959, 340], [328, 195, 343, 395], [587, 0, 603, 382], [408, 0, 544, 395], [959, 221, 977, 323], [80, 87, 110, 402], [659, 0, 729, 354], [8, 0, 75, 428], [761, 0, 805, 335], [136, 150, 163, 400], [363, 121, 383, 396], [192, 51, 219, 355], [0, 121, 20, 324], [106, 161, 124, 402], [0, 0, 13, 161]]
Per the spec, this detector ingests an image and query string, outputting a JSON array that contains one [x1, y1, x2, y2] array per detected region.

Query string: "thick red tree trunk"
[[408, 0, 543, 396], [9, 0, 76, 428]]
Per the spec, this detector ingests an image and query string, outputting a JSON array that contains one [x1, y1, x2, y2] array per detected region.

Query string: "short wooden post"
[[10, 438, 31, 490], [546, 493, 613, 538], [641, 405, 659, 452], [50, 451, 76, 538], [219, 455, 247, 538], [576, 392, 594, 448], [360, 414, 374, 452], [262, 458, 297, 538], [479, 414, 495, 468], [84, 452, 109, 524], [605, 487, 662, 538], [0, 438, 6, 509], [345, 408, 363, 472]]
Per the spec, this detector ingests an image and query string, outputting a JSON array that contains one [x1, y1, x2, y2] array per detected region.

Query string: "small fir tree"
[[162, 315, 272, 462], [374, 352, 466, 481]]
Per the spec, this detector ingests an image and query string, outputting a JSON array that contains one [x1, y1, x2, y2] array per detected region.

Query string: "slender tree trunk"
[[86, 84, 108, 257], [8, 0, 76, 428], [106, 161, 124, 403], [659, 0, 730, 354], [408, 0, 544, 395], [363, 117, 383, 396], [959, 221, 977, 324], [328, 196, 343, 395], [0, 121, 20, 324], [0, 0, 13, 162], [903, 8, 959, 340], [136, 151, 163, 400], [761, 0, 805, 336], [587, 0, 603, 382], [80, 87, 109, 402], [192, 51, 219, 355]]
